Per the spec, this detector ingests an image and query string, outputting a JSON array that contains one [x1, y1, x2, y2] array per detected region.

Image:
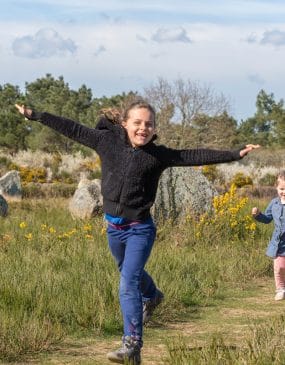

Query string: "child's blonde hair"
[[276, 170, 285, 185]]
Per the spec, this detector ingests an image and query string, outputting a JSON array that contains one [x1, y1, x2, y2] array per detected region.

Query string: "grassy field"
[[0, 190, 284, 364]]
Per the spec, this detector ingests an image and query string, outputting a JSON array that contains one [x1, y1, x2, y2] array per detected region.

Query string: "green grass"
[[0, 196, 278, 363], [165, 315, 285, 365]]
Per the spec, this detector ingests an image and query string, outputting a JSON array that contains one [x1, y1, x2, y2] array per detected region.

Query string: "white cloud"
[[136, 34, 148, 43], [12, 28, 77, 58], [260, 29, 285, 46], [151, 27, 191, 43], [94, 45, 106, 57], [248, 73, 265, 85], [245, 33, 258, 43]]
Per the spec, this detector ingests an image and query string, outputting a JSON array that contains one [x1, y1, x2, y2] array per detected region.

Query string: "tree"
[[237, 89, 285, 147], [81, 91, 139, 128], [25, 75, 95, 153], [143, 78, 175, 144], [271, 98, 285, 147], [24, 74, 73, 152], [0, 84, 29, 151], [144, 77, 232, 147], [191, 112, 238, 149]]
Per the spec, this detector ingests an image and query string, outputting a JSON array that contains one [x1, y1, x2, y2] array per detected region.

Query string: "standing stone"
[[69, 179, 103, 219], [153, 167, 217, 221], [0, 170, 22, 200], [0, 194, 8, 217]]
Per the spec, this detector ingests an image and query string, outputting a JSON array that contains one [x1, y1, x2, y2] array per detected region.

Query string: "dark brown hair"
[[100, 99, 156, 126], [122, 100, 156, 125]]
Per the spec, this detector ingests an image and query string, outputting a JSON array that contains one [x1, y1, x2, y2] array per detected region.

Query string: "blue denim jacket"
[[254, 197, 285, 258]]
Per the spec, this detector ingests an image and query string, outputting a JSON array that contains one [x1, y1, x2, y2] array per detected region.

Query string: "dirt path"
[[12, 278, 285, 365]]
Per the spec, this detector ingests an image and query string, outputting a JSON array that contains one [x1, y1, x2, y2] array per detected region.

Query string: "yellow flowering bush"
[[196, 184, 257, 240], [80, 157, 101, 173], [230, 172, 253, 188], [9, 163, 47, 184]]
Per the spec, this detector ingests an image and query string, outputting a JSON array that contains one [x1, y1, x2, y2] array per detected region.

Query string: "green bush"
[[258, 173, 276, 186], [0, 156, 12, 169], [230, 172, 253, 188], [53, 169, 76, 184]]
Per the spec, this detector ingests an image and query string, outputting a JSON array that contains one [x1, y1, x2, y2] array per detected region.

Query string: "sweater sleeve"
[[254, 200, 274, 224], [28, 111, 104, 150], [157, 145, 243, 168]]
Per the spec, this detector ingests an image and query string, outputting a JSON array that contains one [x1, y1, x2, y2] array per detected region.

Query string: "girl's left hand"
[[15, 104, 32, 118], [239, 144, 260, 157], [252, 207, 260, 216]]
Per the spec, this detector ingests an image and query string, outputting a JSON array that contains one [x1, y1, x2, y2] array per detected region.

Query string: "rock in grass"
[[153, 167, 217, 222], [0, 170, 22, 200], [69, 179, 103, 219], [0, 194, 8, 217]]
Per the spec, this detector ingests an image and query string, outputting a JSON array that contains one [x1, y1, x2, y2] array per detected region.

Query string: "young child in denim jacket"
[[252, 170, 285, 301]]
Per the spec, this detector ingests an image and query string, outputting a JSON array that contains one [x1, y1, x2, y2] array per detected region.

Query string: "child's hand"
[[15, 104, 32, 119], [252, 207, 260, 216], [240, 144, 260, 157]]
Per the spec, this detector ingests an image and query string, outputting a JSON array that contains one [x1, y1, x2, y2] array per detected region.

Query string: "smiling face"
[[122, 107, 156, 148], [277, 178, 285, 202]]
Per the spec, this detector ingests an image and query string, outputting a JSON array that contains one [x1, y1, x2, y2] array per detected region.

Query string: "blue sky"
[[1, 0, 285, 121]]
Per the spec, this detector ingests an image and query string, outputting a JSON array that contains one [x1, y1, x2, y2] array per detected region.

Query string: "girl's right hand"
[[15, 104, 32, 118], [252, 207, 260, 216]]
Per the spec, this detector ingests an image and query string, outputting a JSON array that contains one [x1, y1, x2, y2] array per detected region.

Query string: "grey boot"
[[107, 336, 142, 364], [143, 288, 164, 324]]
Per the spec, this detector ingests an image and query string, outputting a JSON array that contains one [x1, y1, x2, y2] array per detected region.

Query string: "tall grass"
[[165, 315, 285, 364], [0, 192, 273, 361], [0, 199, 120, 361]]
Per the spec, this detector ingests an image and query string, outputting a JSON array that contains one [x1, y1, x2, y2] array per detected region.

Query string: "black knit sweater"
[[29, 111, 243, 220]]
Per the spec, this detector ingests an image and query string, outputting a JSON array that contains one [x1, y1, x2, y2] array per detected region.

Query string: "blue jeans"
[[107, 217, 157, 339]]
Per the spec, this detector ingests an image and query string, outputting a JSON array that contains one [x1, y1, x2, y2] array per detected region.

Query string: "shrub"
[[20, 166, 47, 184], [0, 156, 12, 169], [80, 158, 101, 172], [50, 153, 62, 177], [230, 172, 253, 188], [258, 173, 276, 186], [77, 157, 102, 179], [0, 156, 13, 176], [196, 184, 257, 241], [7, 164, 48, 184], [53, 170, 76, 184]]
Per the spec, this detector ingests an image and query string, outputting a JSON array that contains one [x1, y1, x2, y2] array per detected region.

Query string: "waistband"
[[107, 221, 142, 230], [107, 216, 154, 231]]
